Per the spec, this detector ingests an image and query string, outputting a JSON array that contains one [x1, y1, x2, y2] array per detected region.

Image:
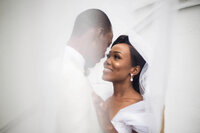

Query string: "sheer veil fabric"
[[128, 31, 156, 132]]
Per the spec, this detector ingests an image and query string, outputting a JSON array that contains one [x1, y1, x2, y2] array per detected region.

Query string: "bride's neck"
[[112, 78, 136, 98]]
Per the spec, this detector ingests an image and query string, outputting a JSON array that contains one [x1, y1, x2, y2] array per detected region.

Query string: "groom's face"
[[86, 30, 113, 68]]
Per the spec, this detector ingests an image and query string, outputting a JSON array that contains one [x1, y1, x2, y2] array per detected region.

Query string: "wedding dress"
[[111, 101, 150, 133]]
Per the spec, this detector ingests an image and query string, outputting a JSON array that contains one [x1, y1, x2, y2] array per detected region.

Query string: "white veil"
[[128, 31, 156, 133]]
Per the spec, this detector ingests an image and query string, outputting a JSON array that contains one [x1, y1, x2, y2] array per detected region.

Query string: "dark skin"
[[93, 44, 143, 133]]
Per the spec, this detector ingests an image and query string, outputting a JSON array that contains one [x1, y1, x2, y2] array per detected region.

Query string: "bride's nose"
[[104, 57, 111, 66]]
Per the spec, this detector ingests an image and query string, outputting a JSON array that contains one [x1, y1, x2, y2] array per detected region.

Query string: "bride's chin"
[[102, 75, 112, 82]]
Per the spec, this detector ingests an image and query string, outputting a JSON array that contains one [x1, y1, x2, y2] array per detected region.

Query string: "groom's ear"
[[96, 27, 105, 37], [131, 65, 141, 76], [88, 28, 103, 41], [90, 28, 105, 44]]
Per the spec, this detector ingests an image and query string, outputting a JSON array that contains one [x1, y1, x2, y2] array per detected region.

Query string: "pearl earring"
[[130, 74, 133, 82]]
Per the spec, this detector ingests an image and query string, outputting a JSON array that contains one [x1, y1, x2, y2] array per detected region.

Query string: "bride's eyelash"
[[106, 54, 110, 58], [114, 54, 121, 59], [106, 53, 121, 59]]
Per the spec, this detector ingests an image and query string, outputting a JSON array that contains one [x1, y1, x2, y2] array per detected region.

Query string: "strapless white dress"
[[111, 101, 150, 133]]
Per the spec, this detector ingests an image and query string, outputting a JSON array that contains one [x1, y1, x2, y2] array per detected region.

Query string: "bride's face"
[[102, 43, 133, 82]]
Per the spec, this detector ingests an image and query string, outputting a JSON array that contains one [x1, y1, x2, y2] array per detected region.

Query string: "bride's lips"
[[103, 67, 112, 73]]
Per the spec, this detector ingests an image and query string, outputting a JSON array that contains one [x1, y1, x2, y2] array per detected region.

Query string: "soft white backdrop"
[[0, 0, 200, 132]]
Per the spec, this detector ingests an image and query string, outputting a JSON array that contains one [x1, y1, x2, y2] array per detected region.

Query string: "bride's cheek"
[[114, 63, 123, 72], [114, 62, 120, 68]]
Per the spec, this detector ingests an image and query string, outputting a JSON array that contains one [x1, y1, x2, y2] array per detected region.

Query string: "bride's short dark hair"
[[111, 35, 146, 94]]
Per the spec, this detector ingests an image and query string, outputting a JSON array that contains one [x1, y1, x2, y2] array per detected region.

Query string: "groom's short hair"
[[71, 9, 112, 36]]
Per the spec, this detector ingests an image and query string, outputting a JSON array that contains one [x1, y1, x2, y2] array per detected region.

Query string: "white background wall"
[[0, 0, 200, 132], [165, 4, 200, 133]]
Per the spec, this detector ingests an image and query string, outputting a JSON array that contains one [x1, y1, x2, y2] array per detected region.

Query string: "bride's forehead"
[[111, 43, 130, 53]]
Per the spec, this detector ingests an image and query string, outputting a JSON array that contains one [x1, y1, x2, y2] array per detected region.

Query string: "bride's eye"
[[114, 55, 120, 60], [106, 54, 110, 58]]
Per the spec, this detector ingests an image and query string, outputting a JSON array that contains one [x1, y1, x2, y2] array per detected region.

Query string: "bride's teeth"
[[104, 68, 112, 72]]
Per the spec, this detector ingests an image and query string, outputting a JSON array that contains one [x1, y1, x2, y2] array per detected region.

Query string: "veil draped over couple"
[[53, 9, 155, 133], [1, 8, 156, 133]]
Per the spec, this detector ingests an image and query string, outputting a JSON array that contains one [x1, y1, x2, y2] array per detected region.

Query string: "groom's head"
[[69, 9, 113, 68]]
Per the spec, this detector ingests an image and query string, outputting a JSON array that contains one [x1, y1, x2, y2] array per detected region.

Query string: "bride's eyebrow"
[[110, 51, 122, 54]]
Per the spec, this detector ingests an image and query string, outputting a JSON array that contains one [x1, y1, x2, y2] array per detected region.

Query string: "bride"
[[93, 35, 151, 133]]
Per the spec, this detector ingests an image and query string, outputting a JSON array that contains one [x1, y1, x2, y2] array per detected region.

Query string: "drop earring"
[[130, 73, 133, 82]]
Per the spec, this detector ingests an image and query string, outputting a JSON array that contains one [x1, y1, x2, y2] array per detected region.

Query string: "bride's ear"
[[131, 65, 141, 76]]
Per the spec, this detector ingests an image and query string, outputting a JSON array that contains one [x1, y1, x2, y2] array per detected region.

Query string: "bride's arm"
[[92, 92, 118, 133]]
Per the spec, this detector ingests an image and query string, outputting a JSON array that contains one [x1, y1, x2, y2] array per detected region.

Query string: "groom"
[[58, 9, 113, 133], [0, 9, 112, 133]]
